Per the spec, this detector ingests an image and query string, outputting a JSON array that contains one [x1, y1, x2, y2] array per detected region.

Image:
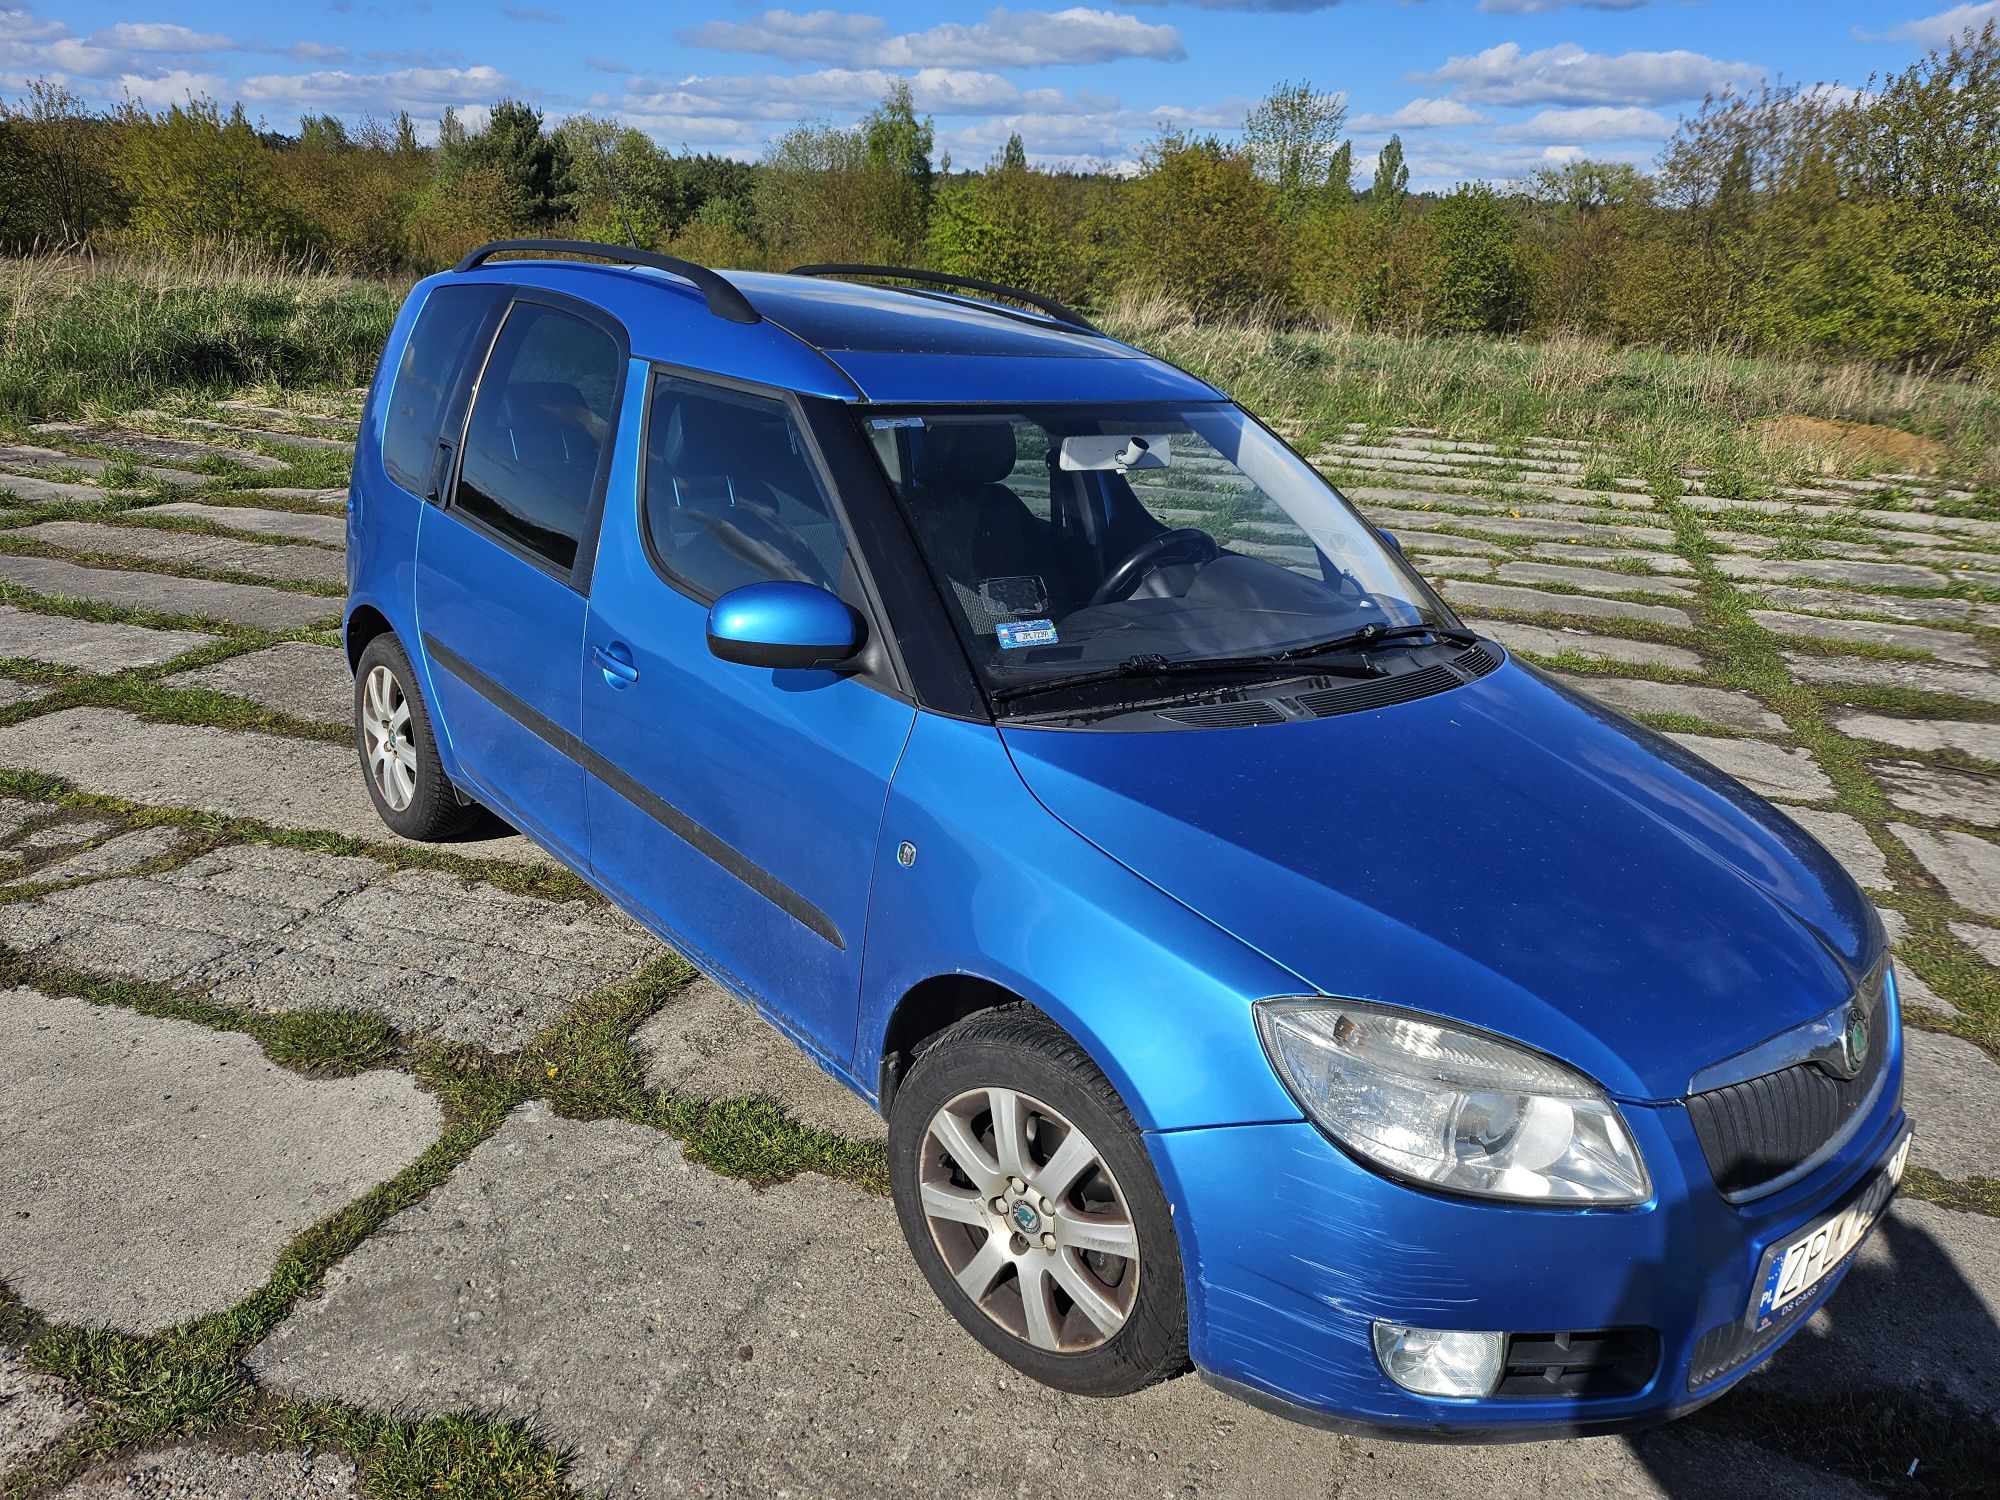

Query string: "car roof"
[[435, 259, 1225, 407]]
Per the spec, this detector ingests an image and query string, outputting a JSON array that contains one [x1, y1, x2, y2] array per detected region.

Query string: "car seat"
[[645, 390, 838, 596], [905, 422, 1071, 633]]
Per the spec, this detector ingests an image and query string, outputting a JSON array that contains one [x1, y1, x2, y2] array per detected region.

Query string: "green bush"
[[3, 29, 2000, 372], [1420, 185, 1532, 334], [1114, 132, 1292, 315], [928, 146, 1105, 306]]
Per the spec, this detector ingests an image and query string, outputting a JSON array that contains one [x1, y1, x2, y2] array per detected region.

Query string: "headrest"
[[913, 422, 1017, 489], [508, 381, 587, 417], [650, 401, 686, 468]]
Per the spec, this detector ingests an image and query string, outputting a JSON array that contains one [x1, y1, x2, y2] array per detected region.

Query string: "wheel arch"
[[343, 602, 395, 673], [877, 973, 1059, 1119]]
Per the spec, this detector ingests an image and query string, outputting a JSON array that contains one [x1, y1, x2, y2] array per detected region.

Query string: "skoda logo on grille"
[[1838, 1005, 1871, 1078]]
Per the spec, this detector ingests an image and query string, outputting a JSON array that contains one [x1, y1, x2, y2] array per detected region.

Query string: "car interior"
[[644, 381, 850, 599]]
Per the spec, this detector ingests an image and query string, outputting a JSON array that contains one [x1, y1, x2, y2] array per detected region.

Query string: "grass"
[[0, 532, 343, 599], [0, 254, 398, 429], [1103, 293, 2000, 499], [1903, 1166, 2000, 1218], [0, 947, 400, 1075], [0, 951, 881, 1498], [0, 1052, 568, 1500], [0, 764, 601, 903]]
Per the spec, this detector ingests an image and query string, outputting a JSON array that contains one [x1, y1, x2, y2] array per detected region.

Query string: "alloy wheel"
[[360, 663, 418, 812], [918, 1086, 1141, 1353]]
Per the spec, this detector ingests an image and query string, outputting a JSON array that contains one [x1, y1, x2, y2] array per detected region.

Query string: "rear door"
[[415, 292, 627, 862], [580, 369, 916, 1067]]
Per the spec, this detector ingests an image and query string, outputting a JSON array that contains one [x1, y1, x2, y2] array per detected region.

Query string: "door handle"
[[426, 437, 458, 506], [593, 642, 639, 687]]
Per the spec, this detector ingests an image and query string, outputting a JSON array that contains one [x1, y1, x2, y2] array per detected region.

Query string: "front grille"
[[1497, 1328, 1658, 1399], [1685, 974, 1889, 1200]]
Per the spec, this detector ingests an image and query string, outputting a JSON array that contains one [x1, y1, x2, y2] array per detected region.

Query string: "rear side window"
[[381, 285, 498, 497], [453, 303, 621, 573], [643, 374, 849, 601]]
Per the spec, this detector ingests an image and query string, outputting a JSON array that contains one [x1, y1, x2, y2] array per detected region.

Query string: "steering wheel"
[[1088, 528, 1220, 606]]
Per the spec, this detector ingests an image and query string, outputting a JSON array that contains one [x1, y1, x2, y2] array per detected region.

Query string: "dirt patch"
[[1753, 415, 1948, 474]]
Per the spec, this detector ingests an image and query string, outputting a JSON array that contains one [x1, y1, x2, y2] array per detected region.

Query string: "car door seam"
[[423, 632, 847, 950]]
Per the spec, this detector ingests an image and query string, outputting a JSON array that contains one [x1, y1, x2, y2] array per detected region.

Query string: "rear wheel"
[[353, 634, 483, 841], [889, 1009, 1188, 1395]]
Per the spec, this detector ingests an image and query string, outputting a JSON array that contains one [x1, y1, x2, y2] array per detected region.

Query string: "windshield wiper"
[[989, 624, 1477, 706], [990, 650, 1383, 705], [1265, 622, 1479, 660]]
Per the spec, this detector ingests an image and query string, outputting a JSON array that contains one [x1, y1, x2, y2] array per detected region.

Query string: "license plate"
[[1750, 1127, 1911, 1331]]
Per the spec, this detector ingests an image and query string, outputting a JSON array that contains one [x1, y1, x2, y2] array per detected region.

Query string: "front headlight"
[[1254, 998, 1650, 1205]]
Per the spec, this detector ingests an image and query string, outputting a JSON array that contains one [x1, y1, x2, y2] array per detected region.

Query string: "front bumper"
[[1148, 1063, 1909, 1440]]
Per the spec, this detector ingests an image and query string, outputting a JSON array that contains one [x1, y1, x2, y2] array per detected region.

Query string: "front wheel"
[[353, 633, 483, 842], [888, 1009, 1189, 1396]]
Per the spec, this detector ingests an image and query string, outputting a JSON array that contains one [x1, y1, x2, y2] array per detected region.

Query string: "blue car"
[[346, 240, 1909, 1438]]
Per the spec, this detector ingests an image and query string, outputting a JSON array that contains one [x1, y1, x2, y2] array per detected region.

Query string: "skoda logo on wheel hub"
[[1009, 1201, 1042, 1235]]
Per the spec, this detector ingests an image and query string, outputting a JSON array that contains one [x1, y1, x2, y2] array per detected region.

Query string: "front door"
[[581, 370, 915, 1070], [415, 294, 627, 863]]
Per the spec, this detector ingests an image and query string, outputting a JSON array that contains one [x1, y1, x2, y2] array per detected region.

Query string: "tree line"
[[2, 23, 1995, 373]]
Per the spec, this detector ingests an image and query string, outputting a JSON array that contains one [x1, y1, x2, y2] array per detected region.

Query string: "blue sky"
[[6, 1, 1992, 188]]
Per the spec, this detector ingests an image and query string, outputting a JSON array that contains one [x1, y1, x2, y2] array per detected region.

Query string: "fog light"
[[1372, 1322, 1506, 1398]]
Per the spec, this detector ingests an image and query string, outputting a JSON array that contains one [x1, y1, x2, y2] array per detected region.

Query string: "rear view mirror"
[[1377, 527, 1403, 553], [1059, 434, 1173, 472], [706, 581, 863, 670]]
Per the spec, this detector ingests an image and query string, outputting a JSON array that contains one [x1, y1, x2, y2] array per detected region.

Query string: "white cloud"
[[1378, 137, 1655, 193], [1495, 104, 1673, 142], [1412, 42, 1764, 107], [939, 113, 1128, 161], [1856, 2, 2000, 45], [621, 65, 1117, 121], [1350, 96, 1486, 132], [679, 7, 1185, 68], [234, 62, 514, 113], [0, 7, 355, 83], [112, 68, 233, 106], [92, 23, 234, 52], [0, 4, 62, 44]]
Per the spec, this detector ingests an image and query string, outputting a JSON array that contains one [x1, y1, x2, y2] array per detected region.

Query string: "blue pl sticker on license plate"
[[995, 619, 1058, 649], [1751, 1130, 1909, 1330]]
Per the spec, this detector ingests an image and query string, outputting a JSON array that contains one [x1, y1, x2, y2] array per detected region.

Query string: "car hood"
[[999, 660, 1880, 1103]]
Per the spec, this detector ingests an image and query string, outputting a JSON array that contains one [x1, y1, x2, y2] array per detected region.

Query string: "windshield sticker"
[[870, 416, 926, 429], [978, 575, 1050, 617], [995, 619, 1059, 650]]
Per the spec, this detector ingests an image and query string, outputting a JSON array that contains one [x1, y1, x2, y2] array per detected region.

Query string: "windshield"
[[860, 403, 1454, 707]]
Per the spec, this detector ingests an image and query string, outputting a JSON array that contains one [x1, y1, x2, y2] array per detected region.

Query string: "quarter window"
[[454, 303, 621, 573], [642, 374, 850, 600], [381, 284, 499, 497]]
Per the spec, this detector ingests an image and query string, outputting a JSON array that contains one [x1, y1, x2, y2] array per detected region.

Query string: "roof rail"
[[454, 239, 760, 325], [787, 263, 1098, 333]]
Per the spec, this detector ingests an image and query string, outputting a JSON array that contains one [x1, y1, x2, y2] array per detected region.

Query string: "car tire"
[[353, 633, 484, 842], [889, 1007, 1189, 1396]]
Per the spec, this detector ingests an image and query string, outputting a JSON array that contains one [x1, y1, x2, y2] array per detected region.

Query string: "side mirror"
[[706, 581, 863, 670], [1377, 527, 1403, 554]]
